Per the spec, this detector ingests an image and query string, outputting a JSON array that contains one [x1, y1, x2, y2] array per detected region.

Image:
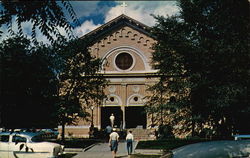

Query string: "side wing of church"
[[63, 14, 159, 137]]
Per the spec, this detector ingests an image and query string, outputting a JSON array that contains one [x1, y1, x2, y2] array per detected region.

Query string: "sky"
[[0, 1, 180, 43]]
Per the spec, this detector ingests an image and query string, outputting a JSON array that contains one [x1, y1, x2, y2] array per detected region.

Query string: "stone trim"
[[101, 45, 151, 71], [113, 51, 136, 72]]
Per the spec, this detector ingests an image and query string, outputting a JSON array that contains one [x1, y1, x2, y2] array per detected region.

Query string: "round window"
[[134, 97, 138, 102], [110, 97, 115, 102], [115, 53, 133, 70]]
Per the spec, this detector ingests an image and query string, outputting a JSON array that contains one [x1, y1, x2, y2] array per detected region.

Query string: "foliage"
[[130, 154, 160, 158], [0, 35, 58, 128], [150, 0, 250, 137], [54, 37, 108, 127], [145, 78, 172, 126], [0, 0, 108, 134], [0, 2, 108, 140], [0, 34, 107, 131], [158, 124, 174, 139], [145, 77, 190, 136], [0, 0, 79, 43]]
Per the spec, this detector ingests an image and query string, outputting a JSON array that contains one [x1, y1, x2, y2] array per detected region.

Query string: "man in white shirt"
[[109, 128, 119, 158], [126, 130, 134, 155]]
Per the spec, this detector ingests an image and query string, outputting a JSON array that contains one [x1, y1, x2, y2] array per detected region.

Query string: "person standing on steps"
[[109, 128, 119, 158], [126, 130, 134, 155], [110, 113, 115, 127]]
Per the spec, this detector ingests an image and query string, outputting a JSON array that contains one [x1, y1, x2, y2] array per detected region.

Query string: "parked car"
[[0, 131, 64, 158], [168, 140, 250, 158], [39, 128, 60, 139], [234, 134, 250, 140]]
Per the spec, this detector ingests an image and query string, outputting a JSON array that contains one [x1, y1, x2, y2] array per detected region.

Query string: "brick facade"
[[60, 15, 159, 138]]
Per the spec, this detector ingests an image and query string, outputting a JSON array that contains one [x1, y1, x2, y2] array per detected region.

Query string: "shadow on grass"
[[61, 153, 77, 158], [116, 155, 130, 158], [130, 154, 161, 158], [136, 138, 209, 150]]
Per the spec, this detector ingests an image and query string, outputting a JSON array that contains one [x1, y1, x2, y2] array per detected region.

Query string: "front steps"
[[128, 128, 156, 141]]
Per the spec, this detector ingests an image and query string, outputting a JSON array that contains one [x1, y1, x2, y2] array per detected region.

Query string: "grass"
[[61, 153, 77, 158], [130, 154, 161, 158], [132, 138, 208, 158], [136, 138, 208, 151]]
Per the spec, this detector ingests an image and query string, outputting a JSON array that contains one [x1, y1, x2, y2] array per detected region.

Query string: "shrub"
[[158, 124, 174, 139]]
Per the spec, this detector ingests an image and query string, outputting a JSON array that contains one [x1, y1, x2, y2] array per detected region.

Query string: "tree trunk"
[[61, 120, 65, 144]]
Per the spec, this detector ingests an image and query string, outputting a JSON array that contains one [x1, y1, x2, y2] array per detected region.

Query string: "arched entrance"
[[101, 107, 123, 129], [125, 106, 146, 128]]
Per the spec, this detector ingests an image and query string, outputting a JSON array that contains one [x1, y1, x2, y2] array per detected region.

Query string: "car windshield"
[[31, 135, 45, 142]]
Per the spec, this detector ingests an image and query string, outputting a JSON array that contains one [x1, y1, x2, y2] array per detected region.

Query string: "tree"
[[54, 37, 107, 142], [151, 0, 250, 138], [145, 76, 192, 137], [145, 78, 171, 126], [0, 0, 79, 43], [1, 1, 108, 142], [0, 35, 59, 128], [0, 35, 107, 139]]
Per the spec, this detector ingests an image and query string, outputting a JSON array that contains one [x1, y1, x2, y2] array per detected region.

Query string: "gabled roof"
[[81, 14, 153, 41]]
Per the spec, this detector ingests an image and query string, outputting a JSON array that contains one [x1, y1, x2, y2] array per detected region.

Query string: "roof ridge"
[[81, 14, 151, 39]]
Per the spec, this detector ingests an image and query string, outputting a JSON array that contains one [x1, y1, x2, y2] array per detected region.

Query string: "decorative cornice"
[[81, 14, 154, 42]]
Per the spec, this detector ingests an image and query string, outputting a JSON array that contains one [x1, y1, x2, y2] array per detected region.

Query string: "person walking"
[[105, 125, 112, 142], [109, 128, 119, 158], [126, 130, 134, 155]]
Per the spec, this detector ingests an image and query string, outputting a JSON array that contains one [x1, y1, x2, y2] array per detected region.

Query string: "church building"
[[62, 14, 159, 137]]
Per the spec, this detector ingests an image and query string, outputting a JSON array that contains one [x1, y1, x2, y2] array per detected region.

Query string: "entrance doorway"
[[101, 107, 123, 129], [125, 106, 146, 128]]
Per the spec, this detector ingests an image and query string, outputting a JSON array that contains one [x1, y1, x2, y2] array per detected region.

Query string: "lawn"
[[61, 153, 77, 158], [130, 154, 161, 158], [136, 138, 208, 151]]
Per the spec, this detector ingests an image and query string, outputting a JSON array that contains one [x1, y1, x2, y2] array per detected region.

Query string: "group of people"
[[108, 113, 134, 158], [109, 128, 134, 158]]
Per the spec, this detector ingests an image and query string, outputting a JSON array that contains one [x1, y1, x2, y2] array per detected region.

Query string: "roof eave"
[[80, 14, 153, 40]]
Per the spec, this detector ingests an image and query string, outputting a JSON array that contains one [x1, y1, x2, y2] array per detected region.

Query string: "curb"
[[134, 149, 162, 155], [64, 148, 83, 152], [64, 143, 98, 153], [83, 143, 98, 152]]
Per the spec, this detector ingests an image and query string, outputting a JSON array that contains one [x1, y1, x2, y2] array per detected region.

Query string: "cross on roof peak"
[[121, 1, 128, 14]]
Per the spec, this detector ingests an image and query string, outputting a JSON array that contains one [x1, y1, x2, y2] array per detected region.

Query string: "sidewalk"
[[73, 141, 138, 158]]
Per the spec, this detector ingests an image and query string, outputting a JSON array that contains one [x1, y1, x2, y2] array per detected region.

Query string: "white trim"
[[104, 94, 122, 106], [100, 70, 158, 74], [58, 125, 90, 129], [101, 104, 122, 107], [126, 104, 145, 107], [101, 46, 151, 71], [127, 94, 145, 106], [108, 78, 146, 83]]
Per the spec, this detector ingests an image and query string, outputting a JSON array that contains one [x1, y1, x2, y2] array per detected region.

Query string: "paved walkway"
[[73, 141, 138, 158]]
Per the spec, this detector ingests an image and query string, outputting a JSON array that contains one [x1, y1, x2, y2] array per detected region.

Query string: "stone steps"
[[127, 128, 156, 141]]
